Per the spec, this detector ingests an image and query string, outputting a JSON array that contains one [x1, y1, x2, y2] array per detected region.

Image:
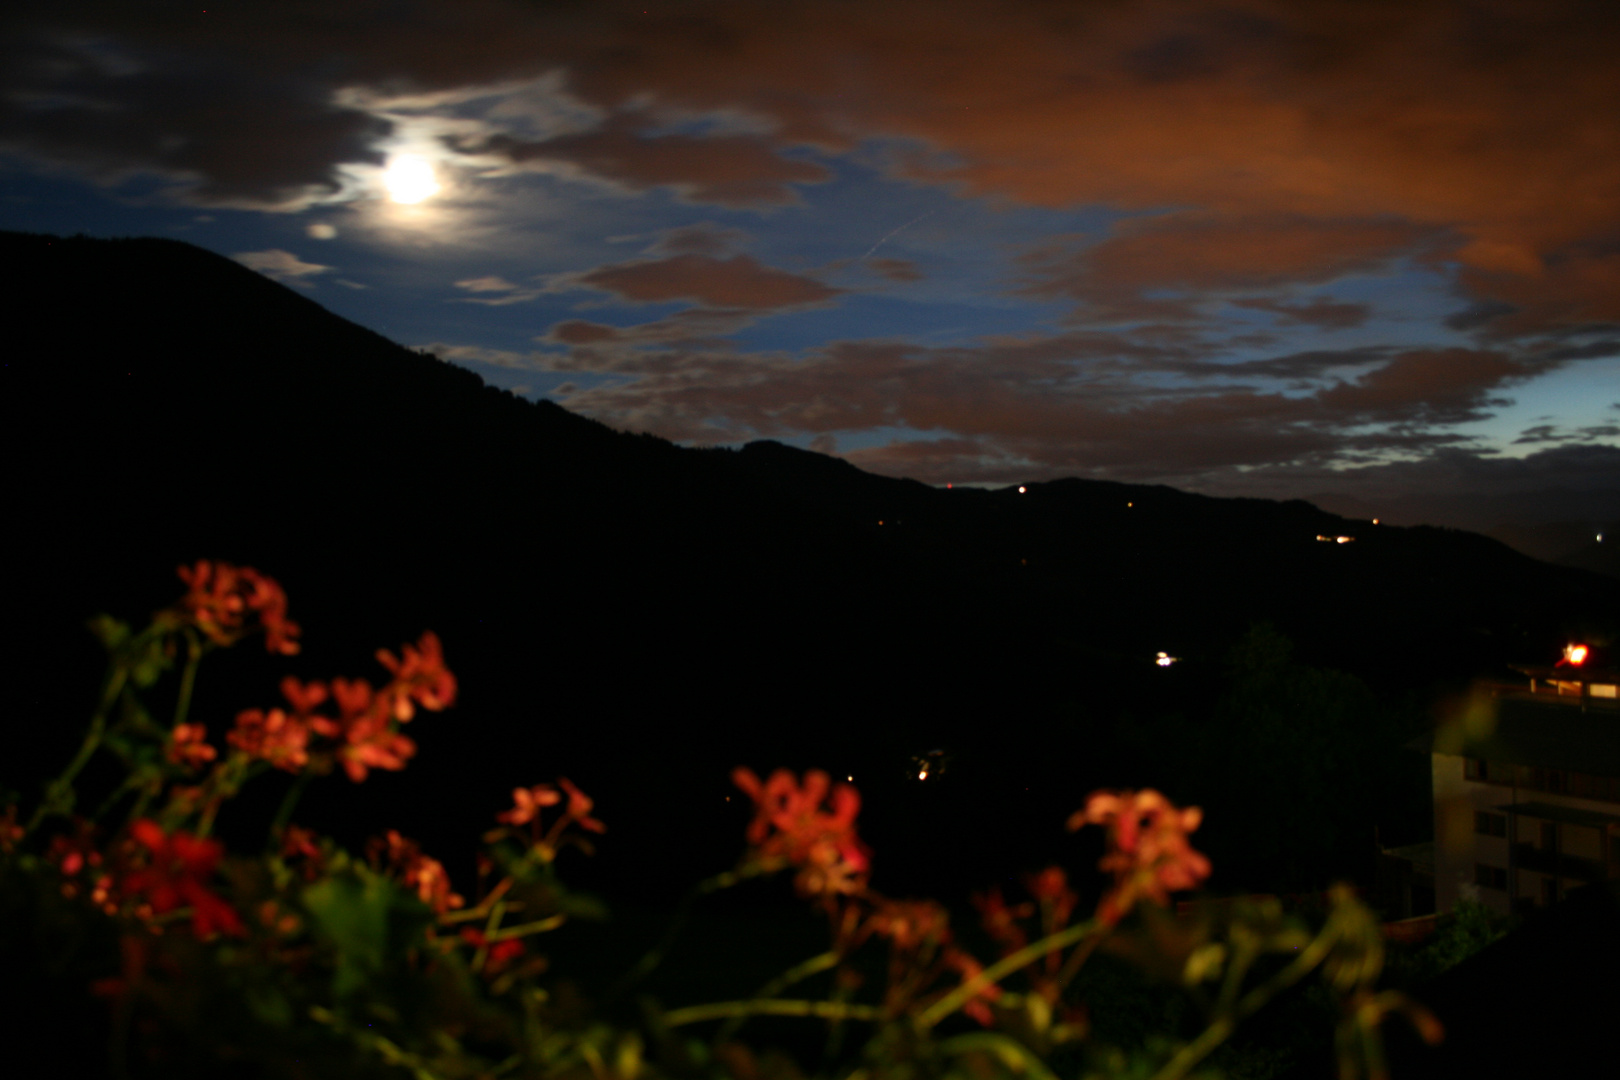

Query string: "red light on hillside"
[[1564, 644, 1590, 666]]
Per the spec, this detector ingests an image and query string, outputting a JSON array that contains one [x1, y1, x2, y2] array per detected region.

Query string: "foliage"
[[1115, 624, 1429, 893], [1, 564, 1444, 1080], [1381, 901, 1517, 990]]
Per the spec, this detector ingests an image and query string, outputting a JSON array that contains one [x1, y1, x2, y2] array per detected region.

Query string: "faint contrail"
[[862, 209, 938, 260]]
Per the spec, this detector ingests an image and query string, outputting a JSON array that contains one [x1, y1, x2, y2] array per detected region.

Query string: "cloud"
[[446, 110, 831, 207], [568, 253, 841, 310], [231, 249, 331, 285], [1018, 213, 1432, 324], [1208, 443, 1620, 530], [452, 274, 544, 305], [519, 326, 1533, 484], [865, 257, 923, 283], [1230, 295, 1369, 329], [1513, 424, 1565, 445], [648, 222, 751, 257], [307, 223, 337, 239], [540, 306, 760, 347], [8, 0, 1620, 498]]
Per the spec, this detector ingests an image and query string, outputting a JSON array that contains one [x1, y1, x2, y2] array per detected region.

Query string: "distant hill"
[[4, 230, 1618, 902]]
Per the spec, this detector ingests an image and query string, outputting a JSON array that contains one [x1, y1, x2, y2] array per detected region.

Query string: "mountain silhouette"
[[4, 229, 1617, 903]]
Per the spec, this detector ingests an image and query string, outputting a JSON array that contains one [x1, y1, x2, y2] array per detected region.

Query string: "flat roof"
[[1383, 840, 1435, 872], [1494, 801, 1620, 830], [1415, 696, 1620, 777]]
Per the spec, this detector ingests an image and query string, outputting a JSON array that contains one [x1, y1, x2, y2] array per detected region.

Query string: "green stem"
[[24, 663, 130, 837], [1147, 922, 1340, 1080], [716, 951, 842, 1043], [171, 629, 203, 730], [266, 771, 313, 849], [1052, 926, 1105, 994], [916, 918, 1102, 1029], [663, 999, 882, 1028], [602, 862, 771, 1003], [487, 914, 567, 941], [938, 1033, 1062, 1080]]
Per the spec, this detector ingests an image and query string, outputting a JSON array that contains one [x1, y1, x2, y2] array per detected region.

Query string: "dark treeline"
[[4, 229, 1616, 910]]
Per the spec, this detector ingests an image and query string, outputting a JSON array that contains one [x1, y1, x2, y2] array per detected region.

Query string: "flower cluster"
[[223, 633, 453, 782], [731, 767, 871, 899], [367, 829, 464, 914], [1067, 788, 1211, 925], [175, 560, 300, 655], [51, 818, 243, 939], [120, 819, 245, 937]]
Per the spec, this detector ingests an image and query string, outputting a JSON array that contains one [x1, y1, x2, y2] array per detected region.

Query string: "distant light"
[[1317, 535, 1356, 543], [1373, 518, 1380, 525], [918, 770, 928, 780], [383, 154, 441, 204], [1018, 486, 1027, 494], [878, 520, 884, 525], [1127, 502, 1133, 508], [1566, 644, 1591, 666], [1599, 533, 1604, 543], [947, 483, 953, 489], [1156, 651, 1178, 667], [1337, 536, 1354, 544], [847, 776, 853, 782]]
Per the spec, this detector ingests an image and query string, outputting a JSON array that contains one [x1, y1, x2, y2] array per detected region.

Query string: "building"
[[1407, 644, 1620, 916]]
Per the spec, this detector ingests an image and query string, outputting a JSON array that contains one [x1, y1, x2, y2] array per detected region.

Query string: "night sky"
[[5, 1, 1619, 523]]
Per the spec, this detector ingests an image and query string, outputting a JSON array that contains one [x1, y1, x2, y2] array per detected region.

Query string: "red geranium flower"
[[175, 560, 300, 655], [227, 708, 310, 771], [376, 631, 456, 719], [732, 767, 871, 898], [1067, 789, 1211, 925], [497, 784, 561, 826], [120, 819, 244, 938], [166, 723, 217, 770]]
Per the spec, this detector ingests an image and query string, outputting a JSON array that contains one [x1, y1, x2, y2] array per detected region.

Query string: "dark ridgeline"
[[3, 229, 1617, 906]]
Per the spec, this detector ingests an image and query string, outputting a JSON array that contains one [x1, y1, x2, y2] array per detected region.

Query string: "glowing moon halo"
[[383, 154, 441, 204]]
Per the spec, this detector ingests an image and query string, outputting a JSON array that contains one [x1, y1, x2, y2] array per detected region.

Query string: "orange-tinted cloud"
[[1231, 296, 1369, 329], [573, 253, 840, 309], [533, 329, 1528, 482], [1019, 213, 1431, 323]]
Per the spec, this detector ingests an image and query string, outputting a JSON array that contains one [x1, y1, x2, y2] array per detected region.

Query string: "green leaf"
[[129, 635, 173, 688], [302, 869, 397, 1000], [87, 614, 130, 651]]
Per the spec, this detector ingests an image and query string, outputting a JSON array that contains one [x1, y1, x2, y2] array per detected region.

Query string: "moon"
[[383, 154, 441, 204]]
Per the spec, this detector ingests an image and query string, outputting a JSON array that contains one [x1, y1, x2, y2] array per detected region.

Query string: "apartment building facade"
[[1424, 647, 1620, 915]]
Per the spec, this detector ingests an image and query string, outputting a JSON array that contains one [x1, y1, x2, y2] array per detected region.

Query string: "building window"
[[1547, 770, 1569, 794], [1465, 758, 1488, 781], [1542, 876, 1560, 906], [1474, 863, 1508, 890], [1474, 811, 1507, 837]]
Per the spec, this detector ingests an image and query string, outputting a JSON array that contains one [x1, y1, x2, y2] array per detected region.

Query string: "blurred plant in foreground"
[[1, 563, 1441, 1080]]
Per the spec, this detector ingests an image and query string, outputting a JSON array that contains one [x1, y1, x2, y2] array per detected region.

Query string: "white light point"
[[383, 154, 441, 204]]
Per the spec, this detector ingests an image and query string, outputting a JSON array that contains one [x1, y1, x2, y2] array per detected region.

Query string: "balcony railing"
[[1510, 843, 1616, 883]]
